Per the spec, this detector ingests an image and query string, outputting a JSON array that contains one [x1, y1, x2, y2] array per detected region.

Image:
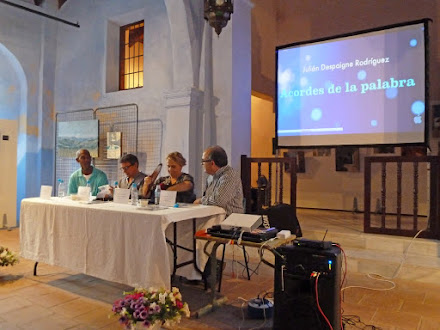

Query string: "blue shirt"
[[68, 167, 108, 196]]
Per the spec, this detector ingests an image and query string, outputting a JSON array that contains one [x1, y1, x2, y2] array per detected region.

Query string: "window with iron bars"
[[119, 20, 144, 90]]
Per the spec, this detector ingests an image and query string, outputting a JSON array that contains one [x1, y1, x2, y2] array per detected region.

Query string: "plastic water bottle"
[[154, 184, 161, 205], [114, 181, 119, 189], [57, 179, 66, 197], [86, 180, 92, 200], [131, 183, 139, 205]]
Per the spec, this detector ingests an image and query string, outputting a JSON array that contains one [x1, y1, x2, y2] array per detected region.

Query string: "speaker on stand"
[[273, 240, 342, 330]]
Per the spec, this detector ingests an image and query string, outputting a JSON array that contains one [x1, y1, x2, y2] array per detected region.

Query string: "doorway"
[[0, 119, 18, 228]]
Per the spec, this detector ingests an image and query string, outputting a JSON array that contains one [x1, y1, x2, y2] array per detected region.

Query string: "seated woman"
[[155, 152, 196, 203]]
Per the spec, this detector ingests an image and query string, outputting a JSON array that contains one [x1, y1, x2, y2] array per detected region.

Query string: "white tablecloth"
[[20, 198, 225, 288]]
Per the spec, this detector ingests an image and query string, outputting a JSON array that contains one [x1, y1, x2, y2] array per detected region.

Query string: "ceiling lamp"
[[204, 0, 234, 36]]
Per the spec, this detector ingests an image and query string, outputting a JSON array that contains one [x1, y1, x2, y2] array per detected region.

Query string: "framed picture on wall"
[[283, 150, 305, 173], [57, 120, 99, 158], [401, 146, 427, 157], [106, 132, 122, 159], [335, 146, 360, 172], [313, 148, 331, 157], [373, 146, 395, 154]]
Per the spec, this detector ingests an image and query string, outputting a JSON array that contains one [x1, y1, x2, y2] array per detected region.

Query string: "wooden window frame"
[[119, 20, 144, 90]]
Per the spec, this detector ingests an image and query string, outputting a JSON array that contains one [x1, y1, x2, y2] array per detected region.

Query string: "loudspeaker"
[[273, 243, 342, 330]]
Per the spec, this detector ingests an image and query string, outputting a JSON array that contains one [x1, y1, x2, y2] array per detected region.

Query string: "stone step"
[[303, 228, 440, 280], [221, 229, 440, 283], [303, 228, 440, 258]]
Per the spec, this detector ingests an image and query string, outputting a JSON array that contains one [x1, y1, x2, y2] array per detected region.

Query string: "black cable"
[[236, 248, 262, 278], [342, 315, 382, 329]]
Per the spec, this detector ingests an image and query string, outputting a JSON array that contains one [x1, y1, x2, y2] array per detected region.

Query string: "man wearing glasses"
[[68, 149, 109, 196], [117, 154, 149, 198], [194, 145, 244, 216]]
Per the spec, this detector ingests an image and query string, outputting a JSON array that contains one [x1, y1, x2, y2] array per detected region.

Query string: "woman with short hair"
[[154, 151, 196, 203]]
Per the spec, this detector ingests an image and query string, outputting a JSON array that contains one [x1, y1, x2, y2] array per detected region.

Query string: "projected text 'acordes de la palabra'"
[[280, 77, 416, 98]]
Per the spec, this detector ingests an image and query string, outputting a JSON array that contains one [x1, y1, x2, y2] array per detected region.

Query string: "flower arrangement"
[[0, 246, 19, 267], [112, 287, 190, 329]]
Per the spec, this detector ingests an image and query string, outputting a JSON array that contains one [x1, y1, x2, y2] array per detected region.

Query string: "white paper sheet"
[[97, 184, 111, 199], [77, 186, 91, 201], [39, 185, 52, 199], [113, 187, 130, 204], [159, 190, 177, 207]]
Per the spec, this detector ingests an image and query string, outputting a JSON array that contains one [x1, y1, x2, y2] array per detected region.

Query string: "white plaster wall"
[[55, 0, 173, 119], [212, 0, 252, 170], [0, 0, 57, 223], [55, 0, 252, 195]]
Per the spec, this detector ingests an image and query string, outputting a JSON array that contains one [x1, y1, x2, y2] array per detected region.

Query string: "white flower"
[[168, 293, 176, 303], [159, 293, 166, 304], [172, 287, 180, 294], [182, 303, 190, 317]]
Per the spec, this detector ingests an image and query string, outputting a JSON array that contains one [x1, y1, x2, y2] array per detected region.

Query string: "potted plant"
[[0, 246, 19, 267], [112, 287, 190, 329]]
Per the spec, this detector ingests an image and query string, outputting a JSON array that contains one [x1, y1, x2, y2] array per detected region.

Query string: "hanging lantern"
[[204, 0, 234, 36]]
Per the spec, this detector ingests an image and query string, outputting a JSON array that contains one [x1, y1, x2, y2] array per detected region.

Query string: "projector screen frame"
[[274, 18, 432, 150]]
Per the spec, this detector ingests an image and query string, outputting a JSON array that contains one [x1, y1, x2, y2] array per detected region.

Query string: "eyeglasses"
[[201, 159, 212, 165], [120, 164, 134, 171]]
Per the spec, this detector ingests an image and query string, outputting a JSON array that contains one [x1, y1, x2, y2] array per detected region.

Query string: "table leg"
[[191, 219, 203, 275], [168, 219, 204, 287], [209, 241, 222, 307], [172, 222, 177, 279], [33, 262, 38, 276]]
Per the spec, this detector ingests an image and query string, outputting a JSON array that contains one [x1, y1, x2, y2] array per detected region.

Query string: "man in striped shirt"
[[194, 145, 244, 216]]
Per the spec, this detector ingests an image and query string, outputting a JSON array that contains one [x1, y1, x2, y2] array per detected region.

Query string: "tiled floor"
[[1, 209, 440, 329]]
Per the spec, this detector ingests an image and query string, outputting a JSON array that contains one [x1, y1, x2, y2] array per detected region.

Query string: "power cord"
[[236, 297, 248, 330], [341, 228, 426, 293], [234, 296, 270, 330], [335, 228, 426, 329], [312, 272, 333, 330]]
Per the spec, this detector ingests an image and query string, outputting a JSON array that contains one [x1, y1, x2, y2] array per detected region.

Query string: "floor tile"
[[419, 316, 440, 330], [26, 290, 79, 308], [21, 314, 79, 330], [50, 297, 102, 318], [73, 306, 116, 328], [0, 296, 32, 314], [371, 310, 421, 330], [400, 300, 440, 318], [0, 304, 54, 326]]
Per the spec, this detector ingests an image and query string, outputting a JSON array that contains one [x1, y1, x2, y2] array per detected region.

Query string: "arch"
[[0, 42, 28, 225]]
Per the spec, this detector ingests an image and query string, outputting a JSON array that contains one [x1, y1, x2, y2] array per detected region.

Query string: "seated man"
[[68, 149, 108, 196], [117, 154, 148, 198], [194, 145, 244, 216]]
